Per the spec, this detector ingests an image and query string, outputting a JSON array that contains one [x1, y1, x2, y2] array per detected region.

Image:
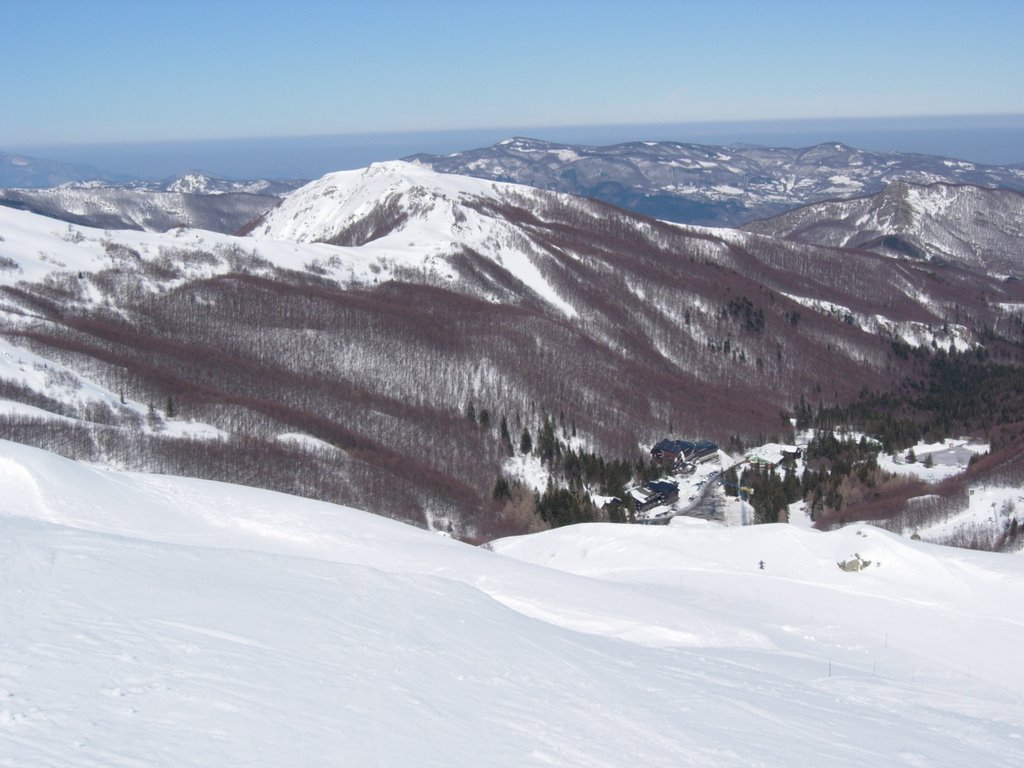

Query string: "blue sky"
[[5, 0, 1024, 173], [6, 0, 1023, 145]]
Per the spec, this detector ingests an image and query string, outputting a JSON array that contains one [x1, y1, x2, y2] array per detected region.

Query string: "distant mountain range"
[[406, 137, 1024, 226], [743, 181, 1024, 274], [0, 185, 281, 234], [0, 171, 303, 234], [10, 138, 1024, 233], [0, 150, 120, 188], [1, 150, 305, 193], [154, 172, 302, 197]]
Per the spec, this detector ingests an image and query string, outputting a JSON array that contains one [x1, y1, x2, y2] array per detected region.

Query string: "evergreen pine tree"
[[538, 415, 557, 465], [499, 415, 513, 455], [146, 401, 161, 430], [493, 476, 511, 500], [519, 427, 533, 456]]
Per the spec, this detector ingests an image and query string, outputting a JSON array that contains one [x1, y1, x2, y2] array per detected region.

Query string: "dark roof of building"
[[646, 481, 679, 495], [652, 438, 718, 456], [652, 439, 695, 455]]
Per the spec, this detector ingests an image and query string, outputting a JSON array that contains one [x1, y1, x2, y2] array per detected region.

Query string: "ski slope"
[[1, 439, 1022, 766]]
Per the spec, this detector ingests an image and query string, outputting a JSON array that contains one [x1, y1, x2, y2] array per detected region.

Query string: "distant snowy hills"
[[158, 171, 302, 197], [0, 150, 119, 188], [0, 149, 303, 194], [744, 181, 1024, 273], [2, 437, 1022, 766], [406, 137, 1024, 226], [0, 184, 282, 234], [0, 166, 303, 234]]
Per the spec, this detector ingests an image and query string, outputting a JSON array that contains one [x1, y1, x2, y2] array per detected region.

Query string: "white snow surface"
[[913, 484, 1023, 545], [0, 201, 315, 290], [2, 439, 1023, 766], [878, 438, 989, 482]]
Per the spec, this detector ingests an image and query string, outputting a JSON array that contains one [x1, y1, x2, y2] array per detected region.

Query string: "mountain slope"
[[406, 137, 1024, 226], [3, 162, 1024, 532], [742, 181, 1024, 274], [2, 438, 1022, 767]]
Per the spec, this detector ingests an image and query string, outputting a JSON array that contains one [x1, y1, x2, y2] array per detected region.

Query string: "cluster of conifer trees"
[[478, 409, 640, 537]]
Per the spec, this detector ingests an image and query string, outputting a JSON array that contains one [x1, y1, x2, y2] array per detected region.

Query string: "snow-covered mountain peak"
[[253, 161, 506, 245], [161, 171, 294, 197], [167, 171, 221, 195], [250, 161, 582, 315]]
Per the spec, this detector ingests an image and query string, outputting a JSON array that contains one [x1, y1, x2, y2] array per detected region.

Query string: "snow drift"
[[1, 439, 1022, 766]]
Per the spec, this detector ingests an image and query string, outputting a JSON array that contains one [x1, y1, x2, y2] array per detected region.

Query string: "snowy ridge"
[[165, 172, 227, 195], [1, 438, 1023, 766], [256, 161, 502, 243], [0, 203, 303, 289], [255, 161, 578, 315], [162, 171, 291, 196], [745, 181, 1024, 274]]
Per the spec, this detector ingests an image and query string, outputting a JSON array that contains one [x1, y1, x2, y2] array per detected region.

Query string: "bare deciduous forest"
[[4, 179, 1024, 540]]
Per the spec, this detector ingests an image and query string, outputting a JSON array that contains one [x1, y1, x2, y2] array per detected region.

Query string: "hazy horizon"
[[7, 0, 1023, 179], [8, 114, 1024, 181]]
